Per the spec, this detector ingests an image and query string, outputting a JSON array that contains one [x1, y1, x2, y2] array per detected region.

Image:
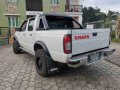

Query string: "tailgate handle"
[[93, 32, 97, 36]]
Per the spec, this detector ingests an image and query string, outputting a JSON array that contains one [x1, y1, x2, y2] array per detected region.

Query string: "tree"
[[104, 10, 118, 30], [107, 10, 118, 20], [82, 7, 107, 24], [115, 16, 120, 39]]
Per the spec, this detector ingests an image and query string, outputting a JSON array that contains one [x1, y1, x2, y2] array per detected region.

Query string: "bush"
[[111, 31, 115, 39], [110, 31, 120, 43], [112, 38, 120, 43]]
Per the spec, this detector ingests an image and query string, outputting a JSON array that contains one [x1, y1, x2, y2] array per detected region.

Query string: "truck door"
[[26, 18, 35, 53], [17, 20, 27, 48]]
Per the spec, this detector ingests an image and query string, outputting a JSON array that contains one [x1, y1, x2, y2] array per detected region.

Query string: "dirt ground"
[[108, 43, 120, 66]]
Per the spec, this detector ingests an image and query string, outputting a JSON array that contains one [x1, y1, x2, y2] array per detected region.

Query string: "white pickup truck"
[[13, 14, 115, 77]]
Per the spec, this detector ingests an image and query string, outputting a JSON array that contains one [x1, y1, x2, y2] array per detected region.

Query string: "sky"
[[83, 0, 120, 13]]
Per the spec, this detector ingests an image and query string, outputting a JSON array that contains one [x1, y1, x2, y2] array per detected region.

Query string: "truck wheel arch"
[[13, 36, 21, 46], [34, 41, 51, 58], [13, 36, 18, 41], [34, 41, 59, 76]]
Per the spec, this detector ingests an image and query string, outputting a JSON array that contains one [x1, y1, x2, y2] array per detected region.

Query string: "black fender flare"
[[13, 36, 18, 41], [13, 36, 21, 47], [34, 41, 59, 74], [34, 41, 51, 58]]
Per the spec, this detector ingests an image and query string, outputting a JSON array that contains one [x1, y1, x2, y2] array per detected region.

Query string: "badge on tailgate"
[[74, 35, 89, 40]]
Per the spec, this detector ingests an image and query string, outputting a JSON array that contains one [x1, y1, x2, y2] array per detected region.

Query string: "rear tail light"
[[63, 34, 72, 54]]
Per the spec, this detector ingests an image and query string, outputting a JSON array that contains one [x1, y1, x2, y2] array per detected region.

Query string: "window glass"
[[50, 0, 59, 5], [6, 0, 17, 3], [56, 0, 59, 4], [8, 17, 11, 27], [53, 0, 55, 4], [28, 18, 35, 31], [70, 0, 78, 5], [26, 0, 43, 11], [8, 17, 19, 28], [21, 21, 27, 31], [46, 16, 82, 29], [72, 20, 80, 28], [12, 17, 15, 27], [38, 19, 44, 29], [16, 17, 18, 26], [50, 0, 52, 4]]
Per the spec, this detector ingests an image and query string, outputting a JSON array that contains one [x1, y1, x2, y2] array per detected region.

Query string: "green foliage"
[[111, 31, 115, 39], [82, 6, 120, 43], [82, 7, 118, 25], [83, 7, 107, 23], [112, 38, 120, 43], [107, 10, 118, 20], [111, 31, 120, 43]]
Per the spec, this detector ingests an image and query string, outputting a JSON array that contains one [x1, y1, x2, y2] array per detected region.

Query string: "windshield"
[[46, 15, 83, 29]]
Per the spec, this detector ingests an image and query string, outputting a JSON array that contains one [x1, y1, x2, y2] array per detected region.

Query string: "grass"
[[110, 31, 120, 43], [111, 38, 120, 43]]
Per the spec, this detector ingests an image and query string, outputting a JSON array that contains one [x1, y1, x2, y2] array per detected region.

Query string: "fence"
[[83, 20, 116, 31], [0, 27, 11, 46]]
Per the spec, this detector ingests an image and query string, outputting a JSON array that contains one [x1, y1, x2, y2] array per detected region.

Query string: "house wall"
[[0, 0, 8, 27], [0, 0, 82, 27], [67, 0, 83, 5], [65, 0, 83, 24], [0, 0, 26, 27], [43, 0, 66, 14], [17, 0, 26, 26]]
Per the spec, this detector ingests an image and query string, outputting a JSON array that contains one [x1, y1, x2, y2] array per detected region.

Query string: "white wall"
[[78, 0, 83, 24], [78, 15, 82, 24], [70, 0, 83, 5], [66, 0, 83, 24], [79, 0, 83, 5], [87, 24, 94, 29]]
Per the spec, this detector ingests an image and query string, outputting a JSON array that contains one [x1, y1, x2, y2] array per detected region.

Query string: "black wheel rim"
[[36, 57, 42, 70]]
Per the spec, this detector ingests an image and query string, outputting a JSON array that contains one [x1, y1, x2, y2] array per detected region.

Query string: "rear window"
[[46, 15, 83, 29]]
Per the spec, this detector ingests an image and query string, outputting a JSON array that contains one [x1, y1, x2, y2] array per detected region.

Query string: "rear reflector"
[[63, 34, 72, 54]]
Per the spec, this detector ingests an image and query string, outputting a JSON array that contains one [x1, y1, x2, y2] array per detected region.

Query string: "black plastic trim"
[[72, 47, 109, 58], [34, 41, 59, 74], [34, 41, 52, 58]]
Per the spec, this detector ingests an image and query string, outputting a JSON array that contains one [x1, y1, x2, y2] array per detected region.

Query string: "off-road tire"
[[13, 40, 21, 54], [35, 49, 49, 77]]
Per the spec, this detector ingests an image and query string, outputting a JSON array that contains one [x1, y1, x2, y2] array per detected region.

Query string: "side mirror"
[[28, 26, 33, 31], [15, 28, 21, 31]]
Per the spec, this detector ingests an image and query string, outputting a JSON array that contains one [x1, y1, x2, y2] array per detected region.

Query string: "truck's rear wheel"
[[35, 49, 49, 77], [13, 40, 21, 54]]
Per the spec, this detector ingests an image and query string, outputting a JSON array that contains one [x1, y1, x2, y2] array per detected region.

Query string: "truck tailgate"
[[72, 29, 110, 55]]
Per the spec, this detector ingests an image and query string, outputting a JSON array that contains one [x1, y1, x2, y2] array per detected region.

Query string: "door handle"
[[30, 34, 32, 36], [92, 32, 97, 36]]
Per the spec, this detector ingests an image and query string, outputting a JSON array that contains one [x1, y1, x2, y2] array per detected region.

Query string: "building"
[[0, 0, 83, 28], [26, 0, 66, 18], [65, 0, 83, 24], [0, 0, 26, 28]]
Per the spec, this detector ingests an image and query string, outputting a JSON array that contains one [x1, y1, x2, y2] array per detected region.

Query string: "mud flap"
[[46, 56, 59, 75]]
